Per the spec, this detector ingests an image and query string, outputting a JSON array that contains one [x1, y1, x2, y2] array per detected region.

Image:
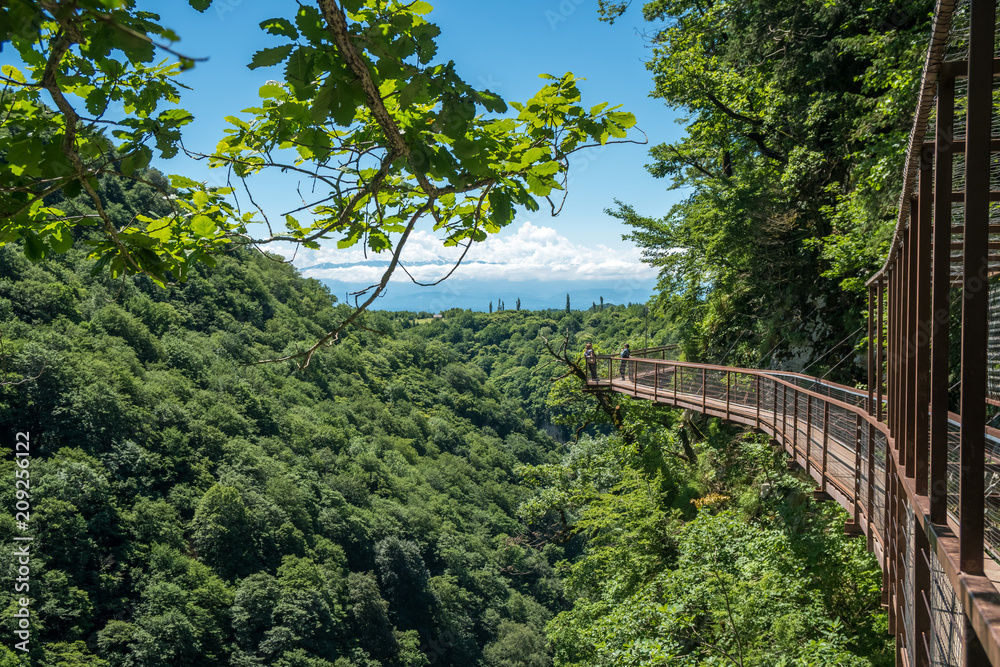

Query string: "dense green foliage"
[[401, 307, 889, 665], [0, 238, 578, 666], [528, 428, 889, 666], [397, 302, 672, 434], [0, 225, 889, 665], [601, 0, 932, 375]]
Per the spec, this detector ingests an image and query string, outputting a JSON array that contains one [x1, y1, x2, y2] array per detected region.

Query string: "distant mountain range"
[[313, 276, 658, 312]]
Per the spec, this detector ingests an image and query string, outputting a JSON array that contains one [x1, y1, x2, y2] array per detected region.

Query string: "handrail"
[[585, 352, 1000, 666]]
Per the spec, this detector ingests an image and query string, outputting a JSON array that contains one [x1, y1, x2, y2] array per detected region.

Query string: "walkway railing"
[[586, 356, 992, 667], [584, 2, 1000, 664]]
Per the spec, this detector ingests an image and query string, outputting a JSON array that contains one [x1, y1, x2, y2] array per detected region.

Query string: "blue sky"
[[17, 1, 690, 301]]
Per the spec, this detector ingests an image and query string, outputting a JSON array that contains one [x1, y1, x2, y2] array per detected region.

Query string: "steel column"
[[869, 284, 875, 415], [726, 370, 731, 420], [755, 374, 761, 428], [821, 402, 829, 493], [931, 73, 954, 524], [915, 155, 933, 496], [959, 0, 994, 577], [906, 205, 919, 479], [878, 277, 885, 422]]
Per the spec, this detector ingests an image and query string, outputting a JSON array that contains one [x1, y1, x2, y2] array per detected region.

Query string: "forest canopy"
[[0, 0, 637, 356]]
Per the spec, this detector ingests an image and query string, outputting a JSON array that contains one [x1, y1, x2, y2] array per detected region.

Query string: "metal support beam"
[[931, 73, 954, 524], [878, 277, 885, 423], [915, 156, 933, 496], [959, 0, 994, 577]]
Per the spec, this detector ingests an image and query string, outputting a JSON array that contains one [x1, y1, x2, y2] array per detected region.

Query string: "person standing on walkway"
[[619, 343, 630, 379], [584, 342, 597, 381]]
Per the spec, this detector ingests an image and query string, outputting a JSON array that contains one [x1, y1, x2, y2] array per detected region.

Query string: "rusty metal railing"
[[585, 2, 1000, 664], [585, 355, 992, 667]]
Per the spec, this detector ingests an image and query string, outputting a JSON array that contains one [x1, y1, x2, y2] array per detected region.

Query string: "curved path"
[[586, 351, 1000, 667]]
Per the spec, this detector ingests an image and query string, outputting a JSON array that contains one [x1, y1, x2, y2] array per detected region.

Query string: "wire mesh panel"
[[705, 370, 728, 405], [903, 502, 916, 667], [859, 422, 870, 521], [679, 367, 703, 399], [984, 431, 1000, 563], [989, 275, 1000, 400], [760, 377, 776, 433], [731, 372, 757, 414], [766, 372, 868, 410], [948, 419, 961, 521], [872, 429, 887, 539], [826, 403, 858, 495], [930, 546, 963, 667], [796, 391, 810, 461]]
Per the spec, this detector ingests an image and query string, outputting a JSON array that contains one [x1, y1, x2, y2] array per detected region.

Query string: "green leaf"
[[258, 82, 286, 98], [311, 81, 334, 123], [284, 47, 318, 98], [50, 226, 73, 253], [22, 233, 45, 261], [293, 6, 327, 42], [85, 88, 108, 116], [169, 174, 201, 189], [249, 45, 294, 70], [188, 0, 212, 11], [190, 215, 216, 237], [260, 17, 298, 39]]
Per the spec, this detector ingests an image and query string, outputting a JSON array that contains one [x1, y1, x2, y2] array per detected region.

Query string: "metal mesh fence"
[[989, 276, 1000, 400], [826, 403, 858, 496], [931, 546, 964, 667], [594, 351, 1000, 666], [873, 429, 887, 539], [948, 419, 961, 521], [903, 502, 916, 667], [985, 426, 1000, 562]]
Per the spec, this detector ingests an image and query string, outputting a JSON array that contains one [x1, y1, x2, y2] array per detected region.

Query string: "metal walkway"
[[585, 1, 1000, 665]]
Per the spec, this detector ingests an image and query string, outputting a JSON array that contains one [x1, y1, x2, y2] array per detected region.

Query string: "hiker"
[[584, 342, 597, 381], [619, 343, 630, 379]]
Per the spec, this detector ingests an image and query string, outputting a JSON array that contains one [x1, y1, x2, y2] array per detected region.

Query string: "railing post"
[[868, 284, 875, 415], [905, 203, 918, 479], [702, 367, 707, 412], [821, 401, 828, 493], [877, 277, 885, 423], [930, 71, 953, 525], [958, 0, 993, 578], [653, 361, 659, 401], [887, 264, 902, 449], [755, 374, 761, 429], [793, 389, 800, 461], [673, 364, 678, 404], [725, 371, 731, 420], [914, 143, 932, 497]]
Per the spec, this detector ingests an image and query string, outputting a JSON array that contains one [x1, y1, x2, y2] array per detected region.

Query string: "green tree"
[[601, 0, 930, 372], [190, 485, 259, 580], [1, 0, 637, 365]]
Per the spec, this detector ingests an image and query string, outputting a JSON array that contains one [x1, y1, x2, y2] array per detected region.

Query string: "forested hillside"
[[0, 238, 572, 666], [602, 0, 933, 376]]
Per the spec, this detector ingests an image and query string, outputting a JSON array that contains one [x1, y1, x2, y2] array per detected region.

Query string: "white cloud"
[[295, 221, 657, 284]]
